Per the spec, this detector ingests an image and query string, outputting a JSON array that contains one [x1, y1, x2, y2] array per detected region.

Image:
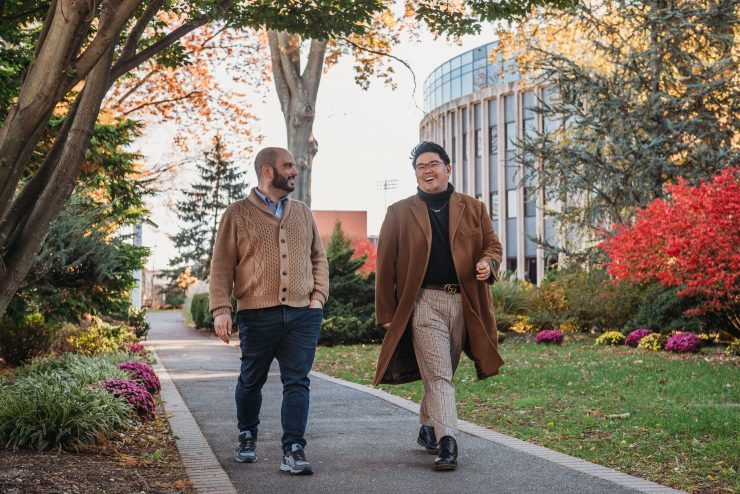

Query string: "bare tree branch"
[[123, 91, 202, 115]]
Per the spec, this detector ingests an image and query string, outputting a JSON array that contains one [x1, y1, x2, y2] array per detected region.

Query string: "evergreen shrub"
[[190, 293, 213, 329], [0, 312, 51, 365]]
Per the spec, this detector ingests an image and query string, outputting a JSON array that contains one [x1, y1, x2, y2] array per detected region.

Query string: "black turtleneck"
[[417, 183, 458, 285]]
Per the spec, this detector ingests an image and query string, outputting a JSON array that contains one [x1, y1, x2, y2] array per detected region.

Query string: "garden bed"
[[0, 402, 193, 493]]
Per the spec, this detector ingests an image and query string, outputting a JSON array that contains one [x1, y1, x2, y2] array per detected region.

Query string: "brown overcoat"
[[373, 192, 505, 385]]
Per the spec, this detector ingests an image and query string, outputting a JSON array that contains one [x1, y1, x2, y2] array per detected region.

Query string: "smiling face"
[[263, 149, 298, 195], [415, 151, 451, 194]]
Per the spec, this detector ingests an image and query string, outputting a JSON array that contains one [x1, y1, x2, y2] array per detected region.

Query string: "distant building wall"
[[312, 210, 367, 243]]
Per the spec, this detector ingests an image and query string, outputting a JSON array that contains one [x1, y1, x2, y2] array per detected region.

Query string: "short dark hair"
[[410, 141, 450, 168]]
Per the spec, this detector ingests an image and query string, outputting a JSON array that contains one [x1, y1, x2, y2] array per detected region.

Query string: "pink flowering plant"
[[116, 362, 161, 395], [99, 379, 155, 419], [665, 332, 702, 353], [535, 330, 564, 345], [129, 343, 145, 354], [625, 329, 653, 347]]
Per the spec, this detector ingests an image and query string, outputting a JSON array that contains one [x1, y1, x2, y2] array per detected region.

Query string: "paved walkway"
[[147, 311, 684, 494]]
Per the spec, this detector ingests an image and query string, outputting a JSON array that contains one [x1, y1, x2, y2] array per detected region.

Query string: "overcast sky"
[[136, 26, 499, 270]]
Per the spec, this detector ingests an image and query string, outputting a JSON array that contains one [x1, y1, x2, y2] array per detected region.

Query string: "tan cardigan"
[[208, 190, 329, 316]]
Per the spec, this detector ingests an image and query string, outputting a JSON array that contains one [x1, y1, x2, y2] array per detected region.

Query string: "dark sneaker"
[[235, 431, 257, 463], [280, 444, 313, 475]]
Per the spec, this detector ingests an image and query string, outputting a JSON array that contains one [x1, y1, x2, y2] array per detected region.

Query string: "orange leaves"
[[105, 17, 268, 155]]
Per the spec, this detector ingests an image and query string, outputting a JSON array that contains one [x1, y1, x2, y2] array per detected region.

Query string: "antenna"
[[376, 179, 398, 210]]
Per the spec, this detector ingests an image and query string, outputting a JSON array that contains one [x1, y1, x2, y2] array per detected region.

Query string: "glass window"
[[489, 125, 498, 156], [490, 191, 499, 221], [475, 129, 483, 157], [462, 72, 473, 95], [451, 56, 461, 69], [451, 77, 461, 100], [507, 189, 518, 218], [461, 50, 473, 65], [524, 187, 536, 217]]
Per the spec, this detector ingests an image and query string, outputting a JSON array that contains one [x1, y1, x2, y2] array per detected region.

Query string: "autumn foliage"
[[350, 237, 377, 276], [601, 167, 740, 331]]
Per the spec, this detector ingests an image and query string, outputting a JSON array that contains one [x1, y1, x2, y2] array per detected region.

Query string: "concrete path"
[[147, 311, 684, 494]]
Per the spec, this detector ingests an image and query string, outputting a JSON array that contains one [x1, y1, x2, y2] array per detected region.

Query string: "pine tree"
[[498, 0, 738, 259], [169, 136, 247, 280], [322, 221, 380, 344]]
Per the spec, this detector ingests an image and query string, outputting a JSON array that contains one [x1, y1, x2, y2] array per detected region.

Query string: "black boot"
[[434, 436, 458, 471], [417, 425, 438, 454]]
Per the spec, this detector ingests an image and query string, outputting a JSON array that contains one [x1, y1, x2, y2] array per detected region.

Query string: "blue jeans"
[[235, 305, 322, 451]]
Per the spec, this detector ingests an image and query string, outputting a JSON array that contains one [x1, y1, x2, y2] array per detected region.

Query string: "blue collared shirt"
[[254, 188, 289, 220]]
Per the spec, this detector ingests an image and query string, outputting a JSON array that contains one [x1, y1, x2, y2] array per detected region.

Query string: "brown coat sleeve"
[[209, 205, 237, 315], [477, 200, 503, 284], [308, 207, 329, 305], [375, 205, 399, 325]]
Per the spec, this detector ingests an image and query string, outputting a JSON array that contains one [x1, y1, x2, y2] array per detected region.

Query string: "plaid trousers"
[[412, 288, 466, 440]]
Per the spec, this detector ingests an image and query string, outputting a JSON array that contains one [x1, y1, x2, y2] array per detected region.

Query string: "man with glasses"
[[209, 146, 328, 475], [374, 141, 504, 470]]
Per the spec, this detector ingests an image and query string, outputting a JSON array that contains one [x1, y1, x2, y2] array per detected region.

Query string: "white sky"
[[137, 27, 499, 270]]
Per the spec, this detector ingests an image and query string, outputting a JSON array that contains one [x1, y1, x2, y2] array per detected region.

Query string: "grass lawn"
[[313, 338, 739, 494]]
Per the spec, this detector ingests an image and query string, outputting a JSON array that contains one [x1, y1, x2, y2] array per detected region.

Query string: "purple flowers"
[[535, 330, 564, 344], [665, 332, 702, 353], [100, 379, 155, 419], [129, 343, 145, 354], [116, 361, 161, 395], [625, 329, 653, 347]]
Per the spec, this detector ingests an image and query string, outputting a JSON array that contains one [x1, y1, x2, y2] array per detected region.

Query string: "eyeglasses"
[[415, 160, 445, 171]]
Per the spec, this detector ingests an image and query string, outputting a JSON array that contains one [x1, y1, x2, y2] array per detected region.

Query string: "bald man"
[[209, 147, 329, 475]]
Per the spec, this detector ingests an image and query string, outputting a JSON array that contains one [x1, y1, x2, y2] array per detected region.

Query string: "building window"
[[490, 191, 499, 221], [475, 129, 482, 157], [507, 189, 517, 219], [524, 257, 537, 284], [506, 258, 517, 274], [524, 187, 536, 217]]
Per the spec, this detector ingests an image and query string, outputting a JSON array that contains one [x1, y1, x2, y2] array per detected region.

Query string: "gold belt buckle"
[[444, 283, 457, 294]]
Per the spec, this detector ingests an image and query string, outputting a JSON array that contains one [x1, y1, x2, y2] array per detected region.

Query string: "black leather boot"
[[417, 425, 438, 454], [434, 436, 458, 471]]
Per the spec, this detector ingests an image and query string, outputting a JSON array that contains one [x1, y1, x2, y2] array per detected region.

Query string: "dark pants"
[[235, 305, 323, 451]]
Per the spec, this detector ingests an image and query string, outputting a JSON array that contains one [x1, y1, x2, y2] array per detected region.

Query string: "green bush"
[[127, 307, 149, 338], [66, 317, 136, 356], [320, 315, 384, 346], [16, 353, 127, 384], [0, 312, 52, 365], [490, 272, 539, 330], [0, 373, 131, 450], [628, 284, 703, 334], [191, 293, 213, 329], [540, 267, 643, 332]]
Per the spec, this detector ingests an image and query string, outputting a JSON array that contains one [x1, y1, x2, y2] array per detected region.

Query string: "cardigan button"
[[282, 254, 287, 259], [282, 271, 287, 276]]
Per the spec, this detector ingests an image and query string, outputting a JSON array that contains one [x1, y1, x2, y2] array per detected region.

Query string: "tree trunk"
[[0, 30, 117, 317], [267, 31, 326, 207]]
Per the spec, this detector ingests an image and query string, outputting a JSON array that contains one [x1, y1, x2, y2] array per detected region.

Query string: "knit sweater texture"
[[208, 189, 329, 316]]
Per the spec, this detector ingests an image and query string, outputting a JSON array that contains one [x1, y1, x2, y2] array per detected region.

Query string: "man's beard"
[[272, 171, 295, 192]]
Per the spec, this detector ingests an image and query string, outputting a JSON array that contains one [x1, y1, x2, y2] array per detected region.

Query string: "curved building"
[[420, 41, 559, 284]]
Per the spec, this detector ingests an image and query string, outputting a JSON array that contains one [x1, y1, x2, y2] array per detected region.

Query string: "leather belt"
[[422, 283, 460, 294]]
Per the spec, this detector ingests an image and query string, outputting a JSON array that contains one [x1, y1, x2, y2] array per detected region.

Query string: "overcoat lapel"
[[448, 192, 465, 245], [410, 196, 432, 246]]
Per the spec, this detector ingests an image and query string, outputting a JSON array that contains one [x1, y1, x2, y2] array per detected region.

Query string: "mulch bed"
[[0, 403, 194, 494]]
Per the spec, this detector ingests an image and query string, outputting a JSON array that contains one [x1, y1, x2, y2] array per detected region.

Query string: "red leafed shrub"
[[350, 237, 377, 276], [601, 167, 740, 337]]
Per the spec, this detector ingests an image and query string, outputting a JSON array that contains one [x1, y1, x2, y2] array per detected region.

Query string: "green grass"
[[313, 340, 739, 494]]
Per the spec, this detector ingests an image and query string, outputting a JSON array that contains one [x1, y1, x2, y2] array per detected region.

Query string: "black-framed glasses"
[[415, 160, 445, 171]]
